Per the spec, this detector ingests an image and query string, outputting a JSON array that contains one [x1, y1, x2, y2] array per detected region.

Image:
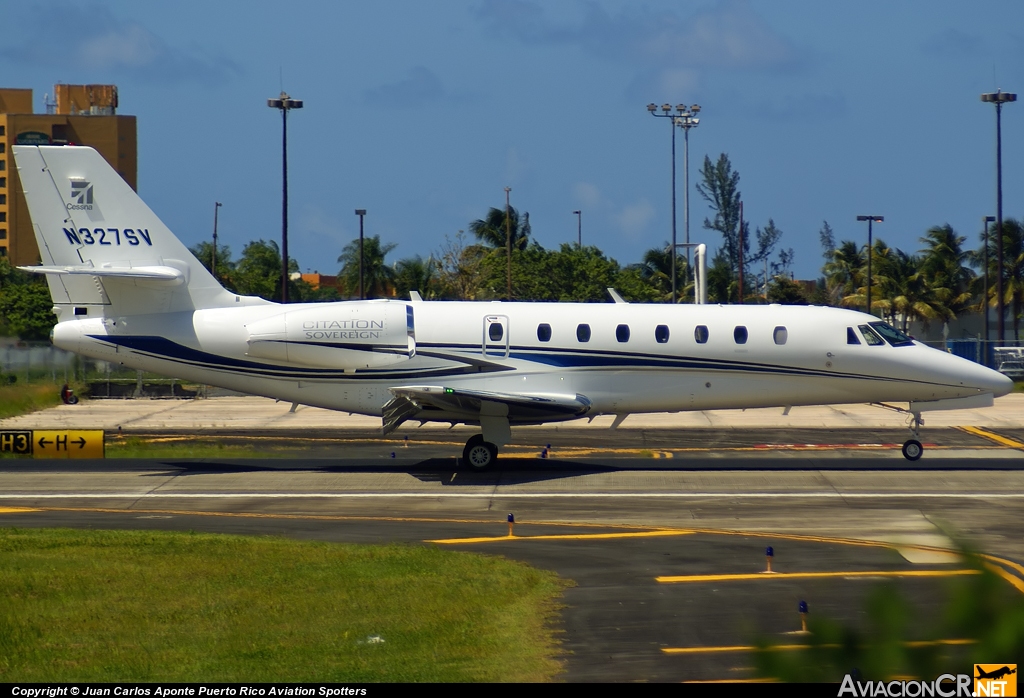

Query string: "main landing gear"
[[463, 434, 498, 470]]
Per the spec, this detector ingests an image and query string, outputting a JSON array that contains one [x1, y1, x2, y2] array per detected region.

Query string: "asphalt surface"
[[3, 429, 1024, 682]]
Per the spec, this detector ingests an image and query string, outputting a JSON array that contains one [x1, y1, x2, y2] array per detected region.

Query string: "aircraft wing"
[[382, 385, 591, 434]]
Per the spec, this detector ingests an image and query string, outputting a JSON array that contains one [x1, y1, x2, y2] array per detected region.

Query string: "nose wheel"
[[902, 411, 924, 461], [463, 434, 498, 470]]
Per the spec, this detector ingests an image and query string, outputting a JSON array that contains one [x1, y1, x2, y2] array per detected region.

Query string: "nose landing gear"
[[902, 412, 923, 462]]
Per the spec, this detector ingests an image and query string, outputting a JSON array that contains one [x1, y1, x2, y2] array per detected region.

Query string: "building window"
[[0, 246, 6, 257], [0, 194, 5, 205], [694, 325, 709, 344], [0, 126, 4, 136], [0, 228, 6, 240], [0, 177, 5, 188], [0, 143, 5, 153], [0, 212, 6, 223], [537, 323, 551, 342], [576, 324, 591, 342], [734, 326, 748, 344], [773, 326, 788, 345], [0, 160, 5, 171], [847, 327, 861, 345], [655, 325, 670, 343], [616, 324, 630, 342]]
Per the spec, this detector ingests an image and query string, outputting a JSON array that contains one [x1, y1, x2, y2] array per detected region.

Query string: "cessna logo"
[[68, 181, 94, 210]]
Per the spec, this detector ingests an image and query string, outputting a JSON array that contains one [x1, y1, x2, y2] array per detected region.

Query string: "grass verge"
[[0, 528, 566, 682], [104, 436, 277, 459], [0, 381, 70, 421]]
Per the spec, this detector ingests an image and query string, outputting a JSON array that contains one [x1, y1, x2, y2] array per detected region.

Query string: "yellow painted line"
[[956, 425, 1024, 449], [0, 507, 40, 513], [664, 638, 973, 654], [657, 569, 980, 583], [984, 562, 1024, 594], [428, 529, 693, 544]]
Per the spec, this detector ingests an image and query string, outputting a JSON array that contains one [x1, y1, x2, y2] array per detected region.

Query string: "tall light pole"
[[355, 209, 366, 300], [267, 91, 303, 303], [573, 210, 582, 247], [647, 102, 688, 304], [676, 104, 700, 299], [856, 215, 883, 316], [504, 187, 512, 300], [983, 215, 996, 351], [211, 201, 221, 277], [981, 89, 1016, 342]]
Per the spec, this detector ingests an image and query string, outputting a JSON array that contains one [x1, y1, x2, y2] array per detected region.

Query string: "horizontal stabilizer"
[[19, 264, 186, 286]]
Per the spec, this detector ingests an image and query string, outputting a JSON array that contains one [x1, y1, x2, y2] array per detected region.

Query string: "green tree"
[[435, 230, 488, 300], [767, 275, 809, 305], [637, 244, 690, 303], [824, 240, 865, 308], [337, 234, 397, 299], [919, 224, 974, 317], [0, 258, 56, 340], [233, 239, 300, 302], [469, 206, 531, 250], [394, 255, 439, 300], [188, 241, 237, 292], [973, 219, 1024, 340]]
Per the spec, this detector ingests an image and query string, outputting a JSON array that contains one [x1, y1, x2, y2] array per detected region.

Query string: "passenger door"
[[482, 315, 510, 358]]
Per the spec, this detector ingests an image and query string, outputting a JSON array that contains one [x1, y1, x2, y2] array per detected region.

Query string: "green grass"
[[0, 380, 71, 420], [105, 436, 278, 459], [0, 528, 566, 682]]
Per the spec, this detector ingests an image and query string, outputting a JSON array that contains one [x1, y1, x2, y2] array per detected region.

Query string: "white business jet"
[[13, 145, 1013, 468]]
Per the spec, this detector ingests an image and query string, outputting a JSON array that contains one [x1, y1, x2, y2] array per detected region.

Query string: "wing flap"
[[382, 385, 591, 434]]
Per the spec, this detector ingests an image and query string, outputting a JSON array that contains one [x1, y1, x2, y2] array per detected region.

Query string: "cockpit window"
[[847, 327, 861, 345], [858, 324, 884, 346], [869, 321, 914, 347]]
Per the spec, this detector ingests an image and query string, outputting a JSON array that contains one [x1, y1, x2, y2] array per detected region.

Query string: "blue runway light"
[[799, 600, 808, 614], [766, 546, 774, 557]]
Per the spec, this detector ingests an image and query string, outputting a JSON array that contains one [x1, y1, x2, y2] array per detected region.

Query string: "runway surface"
[[3, 431, 1024, 682]]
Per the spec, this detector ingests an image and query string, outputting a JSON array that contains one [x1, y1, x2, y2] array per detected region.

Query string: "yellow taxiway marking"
[[428, 529, 693, 544], [956, 425, 1024, 449], [0, 507, 40, 513], [664, 639, 974, 654], [656, 569, 980, 583]]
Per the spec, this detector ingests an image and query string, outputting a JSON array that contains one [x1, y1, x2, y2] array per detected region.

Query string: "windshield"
[[869, 321, 915, 347]]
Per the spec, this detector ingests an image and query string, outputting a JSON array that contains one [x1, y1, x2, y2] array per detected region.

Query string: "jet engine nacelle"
[[245, 301, 414, 370]]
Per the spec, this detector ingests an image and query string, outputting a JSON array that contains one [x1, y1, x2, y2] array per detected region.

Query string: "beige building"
[[0, 84, 137, 265]]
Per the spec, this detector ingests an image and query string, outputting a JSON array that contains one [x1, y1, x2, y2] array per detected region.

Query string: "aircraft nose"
[[988, 368, 1015, 397]]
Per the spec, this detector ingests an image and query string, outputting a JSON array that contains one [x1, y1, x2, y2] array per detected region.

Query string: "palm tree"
[[394, 255, 438, 300], [919, 224, 974, 317], [469, 206, 531, 251], [337, 234, 397, 299], [823, 240, 864, 308], [637, 244, 690, 302]]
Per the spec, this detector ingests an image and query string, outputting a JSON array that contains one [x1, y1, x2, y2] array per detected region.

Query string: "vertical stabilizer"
[[13, 145, 247, 315]]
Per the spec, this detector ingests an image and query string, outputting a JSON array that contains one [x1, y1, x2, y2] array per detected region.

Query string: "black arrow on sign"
[[73, 437, 86, 448], [38, 437, 52, 447]]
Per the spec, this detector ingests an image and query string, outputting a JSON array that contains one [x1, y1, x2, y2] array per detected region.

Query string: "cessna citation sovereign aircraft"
[[13, 145, 1013, 469]]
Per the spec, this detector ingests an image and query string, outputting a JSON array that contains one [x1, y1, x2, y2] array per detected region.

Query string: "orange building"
[[0, 85, 137, 264]]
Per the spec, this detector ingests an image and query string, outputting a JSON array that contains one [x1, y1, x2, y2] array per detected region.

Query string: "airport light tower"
[[981, 89, 1016, 342], [267, 91, 303, 303], [676, 104, 700, 296], [856, 215, 883, 316]]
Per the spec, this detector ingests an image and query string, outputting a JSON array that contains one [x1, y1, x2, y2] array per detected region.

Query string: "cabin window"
[[773, 326, 788, 345], [488, 323, 503, 342], [655, 325, 670, 343], [734, 326, 748, 344], [537, 323, 551, 342], [847, 327, 861, 345], [858, 324, 884, 346], [870, 321, 914, 347], [576, 324, 591, 342], [616, 324, 630, 342], [694, 325, 709, 344]]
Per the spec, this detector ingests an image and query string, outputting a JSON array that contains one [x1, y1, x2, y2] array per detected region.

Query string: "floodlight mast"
[[267, 92, 303, 303], [981, 89, 1016, 342], [856, 215, 884, 316]]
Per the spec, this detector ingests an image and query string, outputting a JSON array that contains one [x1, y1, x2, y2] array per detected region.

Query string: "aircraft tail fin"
[[12, 145, 251, 317]]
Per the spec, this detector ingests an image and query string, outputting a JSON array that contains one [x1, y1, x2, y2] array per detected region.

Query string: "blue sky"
[[4, 0, 1023, 279]]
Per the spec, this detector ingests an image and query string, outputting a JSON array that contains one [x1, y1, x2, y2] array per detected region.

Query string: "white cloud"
[[615, 199, 655, 237], [572, 181, 601, 208]]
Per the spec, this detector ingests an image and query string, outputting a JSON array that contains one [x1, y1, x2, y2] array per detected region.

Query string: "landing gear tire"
[[463, 435, 498, 471], [902, 439, 923, 462]]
